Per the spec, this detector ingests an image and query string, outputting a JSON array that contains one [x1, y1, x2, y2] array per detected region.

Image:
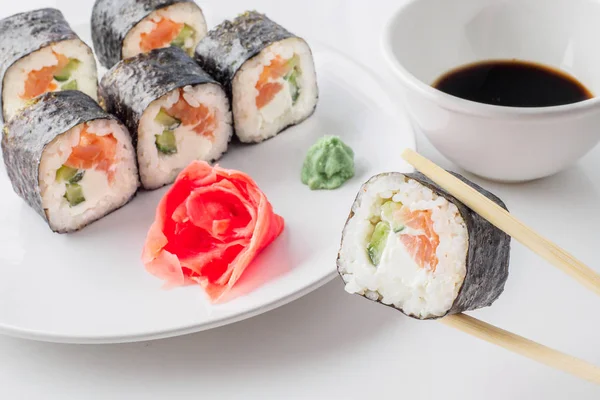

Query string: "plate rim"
[[0, 272, 339, 344]]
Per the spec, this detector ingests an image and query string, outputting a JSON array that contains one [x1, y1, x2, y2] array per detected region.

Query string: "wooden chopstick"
[[401, 148, 600, 297], [440, 314, 600, 384], [399, 149, 600, 382]]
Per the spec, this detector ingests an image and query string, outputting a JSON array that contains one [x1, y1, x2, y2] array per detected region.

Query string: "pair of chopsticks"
[[401, 149, 600, 385]]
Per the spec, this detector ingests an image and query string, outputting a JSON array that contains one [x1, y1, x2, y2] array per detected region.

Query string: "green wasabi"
[[301, 135, 354, 190]]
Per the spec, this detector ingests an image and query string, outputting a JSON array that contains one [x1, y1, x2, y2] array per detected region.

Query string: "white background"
[[1, 0, 600, 398]]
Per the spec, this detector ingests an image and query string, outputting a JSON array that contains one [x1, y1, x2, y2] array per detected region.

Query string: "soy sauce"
[[432, 60, 593, 107]]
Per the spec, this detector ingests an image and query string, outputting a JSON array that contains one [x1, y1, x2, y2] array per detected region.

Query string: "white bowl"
[[382, 0, 600, 182]]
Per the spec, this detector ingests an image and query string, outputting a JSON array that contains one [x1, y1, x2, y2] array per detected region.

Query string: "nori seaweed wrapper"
[[337, 172, 511, 320], [194, 11, 298, 97], [91, 0, 200, 68], [99, 47, 221, 152], [1, 91, 135, 233], [0, 8, 81, 122]]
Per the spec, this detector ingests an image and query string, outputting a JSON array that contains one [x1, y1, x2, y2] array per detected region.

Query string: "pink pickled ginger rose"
[[142, 161, 285, 302]]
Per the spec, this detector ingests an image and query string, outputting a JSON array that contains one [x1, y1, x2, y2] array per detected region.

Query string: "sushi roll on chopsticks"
[[337, 172, 511, 319], [92, 0, 207, 68], [0, 8, 98, 122], [2, 91, 139, 233], [100, 47, 232, 190], [195, 11, 318, 143]]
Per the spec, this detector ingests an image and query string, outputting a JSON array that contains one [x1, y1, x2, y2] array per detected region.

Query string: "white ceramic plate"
[[0, 36, 414, 343]]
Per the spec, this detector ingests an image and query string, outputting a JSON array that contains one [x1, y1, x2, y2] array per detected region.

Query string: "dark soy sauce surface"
[[432, 60, 593, 107]]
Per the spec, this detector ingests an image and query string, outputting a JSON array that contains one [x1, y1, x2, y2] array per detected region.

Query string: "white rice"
[[122, 2, 207, 59], [2, 39, 98, 121], [39, 119, 139, 232], [137, 84, 232, 189], [232, 37, 318, 143], [338, 174, 469, 319]]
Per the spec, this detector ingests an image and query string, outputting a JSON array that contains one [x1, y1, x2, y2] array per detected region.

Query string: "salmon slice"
[[256, 82, 284, 109], [167, 91, 216, 138], [399, 209, 440, 271], [255, 56, 293, 109], [65, 126, 118, 182], [258, 56, 291, 84], [21, 52, 69, 100], [140, 18, 184, 52], [142, 161, 285, 302]]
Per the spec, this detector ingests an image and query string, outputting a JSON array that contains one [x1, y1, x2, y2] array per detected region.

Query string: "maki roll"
[[0, 8, 98, 122], [337, 172, 511, 320], [92, 0, 207, 68], [195, 11, 318, 143], [2, 91, 139, 233], [100, 47, 232, 190]]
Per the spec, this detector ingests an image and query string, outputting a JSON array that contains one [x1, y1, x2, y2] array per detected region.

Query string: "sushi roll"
[[0, 8, 98, 122], [337, 172, 511, 320], [100, 47, 232, 190], [1, 91, 139, 233], [195, 11, 318, 143], [91, 0, 208, 68]]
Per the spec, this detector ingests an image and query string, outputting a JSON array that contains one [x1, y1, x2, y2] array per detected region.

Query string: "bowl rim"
[[381, 0, 600, 119]]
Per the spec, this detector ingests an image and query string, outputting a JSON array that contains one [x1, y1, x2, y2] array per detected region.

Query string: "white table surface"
[[2, 0, 600, 398]]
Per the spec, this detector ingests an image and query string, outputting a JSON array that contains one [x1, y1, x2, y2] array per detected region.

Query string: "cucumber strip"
[[155, 130, 177, 154], [367, 221, 390, 266], [287, 55, 300, 69], [64, 183, 85, 207], [154, 108, 181, 129], [285, 69, 300, 103], [56, 165, 85, 184], [171, 24, 195, 48], [70, 170, 85, 183], [54, 59, 81, 82], [393, 226, 405, 234], [284, 60, 301, 104], [55, 165, 78, 182], [381, 201, 405, 233], [61, 80, 78, 91]]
